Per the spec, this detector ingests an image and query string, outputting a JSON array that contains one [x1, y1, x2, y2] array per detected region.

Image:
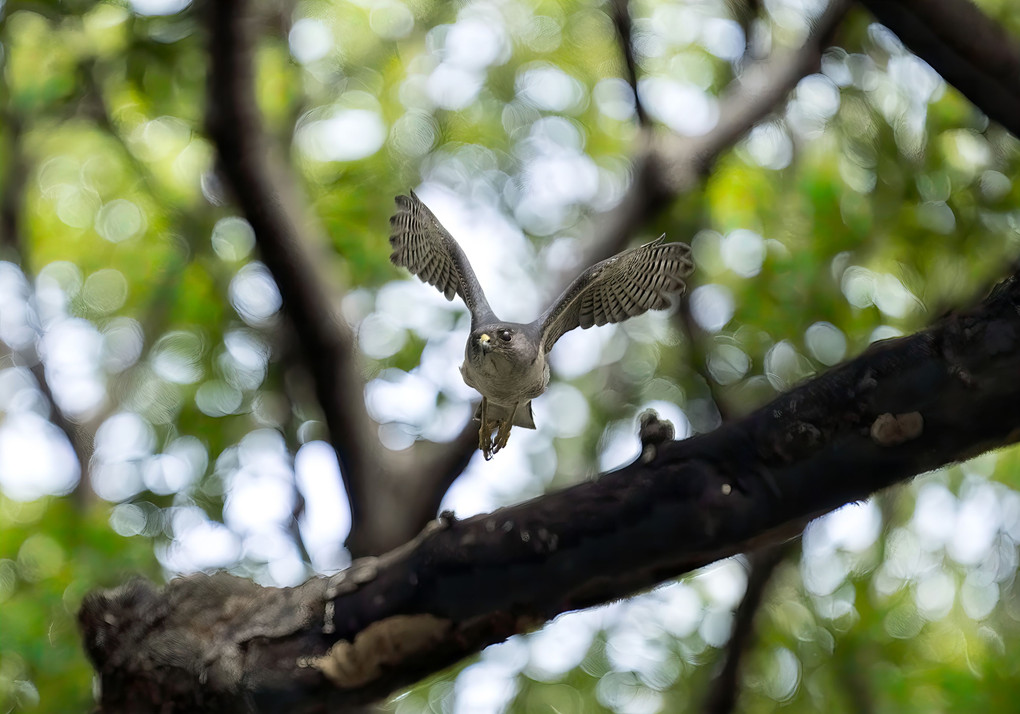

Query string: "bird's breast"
[[460, 351, 549, 406]]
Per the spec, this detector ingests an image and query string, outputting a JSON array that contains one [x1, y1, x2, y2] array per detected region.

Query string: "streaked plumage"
[[389, 190, 694, 459]]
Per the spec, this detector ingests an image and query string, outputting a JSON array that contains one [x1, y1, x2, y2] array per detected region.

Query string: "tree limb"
[[610, 0, 650, 127], [80, 265, 1020, 711], [203, 0, 528, 557], [581, 0, 850, 268], [702, 542, 793, 714], [204, 0, 386, 553], [0, 108, 25, 262], [858, 0, 1020, 138]]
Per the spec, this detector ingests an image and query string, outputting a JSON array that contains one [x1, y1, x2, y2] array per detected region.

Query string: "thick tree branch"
[[582, 0, 849, 267], [858, 0, 1020, 138], [81, 266, 1020, 711]]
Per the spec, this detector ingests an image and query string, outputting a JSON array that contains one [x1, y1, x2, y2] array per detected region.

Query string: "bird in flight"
[[389, 190, 694, 459]]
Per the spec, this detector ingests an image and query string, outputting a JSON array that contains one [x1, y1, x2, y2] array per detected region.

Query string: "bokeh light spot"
[[289, 18, 334, 64], [230, 263, 283, 325], [690, 284, 735, 333], [152, 330, 205, 384], [83, 269, 129, 315], [211, 216, 256, 262], [95, 199, 146, 243]]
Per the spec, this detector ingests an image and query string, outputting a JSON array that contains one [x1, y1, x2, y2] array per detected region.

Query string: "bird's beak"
[[478, 333, 492, 352]]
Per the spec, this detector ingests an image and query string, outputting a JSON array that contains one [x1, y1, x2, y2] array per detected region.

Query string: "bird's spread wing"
[[389, 191, 496, 325], [538, 237, 694, 353]]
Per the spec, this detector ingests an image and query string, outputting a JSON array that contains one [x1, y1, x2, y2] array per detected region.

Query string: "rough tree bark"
[[79, 267, 1020, 711]]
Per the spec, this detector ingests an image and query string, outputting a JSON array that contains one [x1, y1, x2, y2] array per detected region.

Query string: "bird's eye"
[[498, 329, 512, 342]]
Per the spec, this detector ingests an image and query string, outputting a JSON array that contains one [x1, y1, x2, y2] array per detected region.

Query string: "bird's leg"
[[479, 397, 494, 460], [492, 402, 518, 454]]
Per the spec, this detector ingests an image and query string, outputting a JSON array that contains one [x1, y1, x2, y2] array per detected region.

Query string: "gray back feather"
[[389, 191, 496, 326], [538, 237, 694, 353]]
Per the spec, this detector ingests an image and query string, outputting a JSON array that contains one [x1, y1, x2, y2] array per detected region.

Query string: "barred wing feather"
[[538, 237, 694, 353], [389, 191, 495, 324]]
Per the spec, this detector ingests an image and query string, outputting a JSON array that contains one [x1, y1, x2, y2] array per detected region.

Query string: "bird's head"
[[467, 324, 539, 364]]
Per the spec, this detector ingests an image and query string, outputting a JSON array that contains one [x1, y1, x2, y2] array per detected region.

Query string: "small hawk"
[[389, 191, 694, 459]]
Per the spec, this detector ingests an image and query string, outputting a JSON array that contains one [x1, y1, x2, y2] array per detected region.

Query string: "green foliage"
[[0, 496, 160, 712]]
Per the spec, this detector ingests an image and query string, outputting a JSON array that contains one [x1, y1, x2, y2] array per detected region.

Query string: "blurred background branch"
[[0, 107, 25, 262], [611, 0, 651, 128], [0, 79, 97, 505], [859, 0, 1020, 138], [397, 0, 849, 529], [205, 0, 512, 557], [579, 0, 850, 269], [205, 0, 388, 555], [702, 542, 794, 714]]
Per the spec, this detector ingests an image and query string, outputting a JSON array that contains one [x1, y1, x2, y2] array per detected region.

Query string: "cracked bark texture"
[[80, 269, 1020, 712]]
